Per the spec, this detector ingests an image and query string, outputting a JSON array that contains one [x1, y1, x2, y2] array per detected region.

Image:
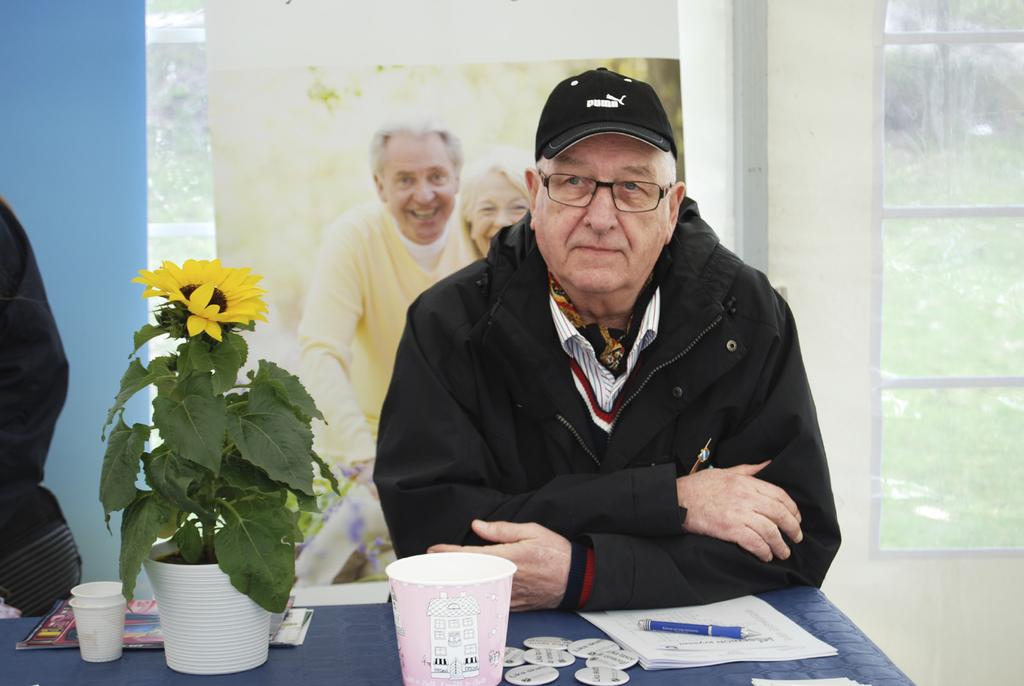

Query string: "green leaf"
[[219, 455, 282, 495], [254, 360, 324, 422], [210, 331, 248, 395], [132, 323, 167, 354], [102, 357, 179, 439], [292, 489, 319, 513], [172, 519, 204, 563], [99, 419, 149, 524], [147, 356, 178, 396], [153, 375, 227, 474], [215, 495, 297, 612], [177, 337, 214, 376], [174, 369, 214, 398], [119, 491, 174, 601], [144, 448, 217, 521], [310, 450, 341, 495], [226, 384, 314, 495], [102, 359, 150, 439], [209, 331, 247, 395]]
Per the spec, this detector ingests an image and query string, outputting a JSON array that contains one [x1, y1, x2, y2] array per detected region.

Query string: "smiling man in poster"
[[297, 117, 477, 583], [375, 69, 840, 611]]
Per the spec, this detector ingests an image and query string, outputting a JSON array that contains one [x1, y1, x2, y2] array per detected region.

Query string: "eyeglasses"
[[539, 172, 672, 213]]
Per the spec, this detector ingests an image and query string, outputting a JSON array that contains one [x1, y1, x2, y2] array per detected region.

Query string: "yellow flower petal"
[[230, 288, 267, 301], [186, 315, 207, 337], [204, 319, 223, 341], [188, 282, 215, 310], [218, 267, 250, 291], [164, 261, 187, 284], [222, 312, 267, 324]]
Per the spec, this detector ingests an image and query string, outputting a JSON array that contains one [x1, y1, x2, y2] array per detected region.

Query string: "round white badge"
[[503, 646, 527, 667], [574, 665, 631, 685], [523, 647, 575, 667], [505, 664, 560, 685], [568, 638, 620, 658], [523, 636, 572, 650], [585, 648, 639, 670]]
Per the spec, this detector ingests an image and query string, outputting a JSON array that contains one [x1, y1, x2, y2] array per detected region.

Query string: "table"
[[2, 587, 915, 686]]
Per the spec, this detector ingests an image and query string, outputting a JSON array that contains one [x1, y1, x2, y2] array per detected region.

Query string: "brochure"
[[16, 598, 312, 650]]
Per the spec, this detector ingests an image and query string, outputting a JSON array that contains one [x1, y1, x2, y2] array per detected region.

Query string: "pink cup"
[[385, 553, 516, 686]]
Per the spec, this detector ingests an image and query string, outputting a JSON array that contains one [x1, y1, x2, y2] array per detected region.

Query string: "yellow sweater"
[[298, 203, 476, 468]]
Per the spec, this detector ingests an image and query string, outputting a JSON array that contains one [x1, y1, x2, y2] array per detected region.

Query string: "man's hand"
[[427, 520, 571, 611], [676, 461, 803, 562]]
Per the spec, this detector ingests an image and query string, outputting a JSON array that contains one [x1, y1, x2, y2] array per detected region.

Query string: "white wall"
[[766, 2, 1020, 684]]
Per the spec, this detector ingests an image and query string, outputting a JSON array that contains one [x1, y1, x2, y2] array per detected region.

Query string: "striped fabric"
[[0, 522, 80, 617], [549, 288, 661, 431]]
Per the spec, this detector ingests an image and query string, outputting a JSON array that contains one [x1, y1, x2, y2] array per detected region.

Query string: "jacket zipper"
[[555, 413, 601, 467], [555, 313, 725, 465], [608, 313, 724, 436]]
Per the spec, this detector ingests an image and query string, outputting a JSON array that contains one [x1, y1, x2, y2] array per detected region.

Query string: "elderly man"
[[297, 118, 477, 583], [375, 69, 840, 610]]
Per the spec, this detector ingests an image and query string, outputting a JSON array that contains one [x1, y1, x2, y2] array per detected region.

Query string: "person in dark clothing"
[[374, 69, 839, 611], [0, 197, 81, 616]]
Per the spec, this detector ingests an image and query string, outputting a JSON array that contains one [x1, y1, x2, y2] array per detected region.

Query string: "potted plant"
[[99, 259, 339, 674]]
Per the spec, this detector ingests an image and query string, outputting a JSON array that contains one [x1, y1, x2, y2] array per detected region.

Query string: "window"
[[462, 618, 473, 627], [434, 619, 444, 629], [463, 628, 474, 639], [875, 0, 1024, 551], [145, 1, 215, 326]]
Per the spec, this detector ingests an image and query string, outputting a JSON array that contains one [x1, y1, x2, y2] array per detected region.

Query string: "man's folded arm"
[[581, 515, 838, 610], [582, 299, 841, 610], [374, 312, 684, 558]]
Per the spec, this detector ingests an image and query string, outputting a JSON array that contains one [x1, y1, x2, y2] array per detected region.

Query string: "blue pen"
[[637, 619, 754, 639]]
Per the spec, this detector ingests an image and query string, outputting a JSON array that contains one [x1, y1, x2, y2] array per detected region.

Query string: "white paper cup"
[[69, 596, 126, 662], [70, 581, 124, 607], [386, 553, 516, 686]]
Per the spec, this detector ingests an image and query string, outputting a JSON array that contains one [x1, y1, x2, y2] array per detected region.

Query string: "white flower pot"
[[143, 541, 270, 675]]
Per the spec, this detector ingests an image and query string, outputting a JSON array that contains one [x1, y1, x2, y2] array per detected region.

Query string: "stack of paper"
[[579, 595, 837, 670]]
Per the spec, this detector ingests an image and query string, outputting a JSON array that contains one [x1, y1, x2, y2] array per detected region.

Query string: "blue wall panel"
[[0, 2, 147, 583]]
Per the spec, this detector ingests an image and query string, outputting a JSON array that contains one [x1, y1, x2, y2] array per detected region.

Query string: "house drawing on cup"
[[427, 592, 480, 680]]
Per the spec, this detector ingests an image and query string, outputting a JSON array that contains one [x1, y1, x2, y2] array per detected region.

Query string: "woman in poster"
[[459, 147, 532, 258]]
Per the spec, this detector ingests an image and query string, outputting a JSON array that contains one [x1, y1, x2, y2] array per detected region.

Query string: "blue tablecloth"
[[1, 586, 915, 686]]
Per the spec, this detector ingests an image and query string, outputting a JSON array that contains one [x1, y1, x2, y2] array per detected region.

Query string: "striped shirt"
[[549, 288, 661, 432]]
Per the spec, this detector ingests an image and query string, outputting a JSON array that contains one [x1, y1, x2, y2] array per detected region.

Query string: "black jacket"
[[375, 198, 840, 610], [0, 201, 69, 534]]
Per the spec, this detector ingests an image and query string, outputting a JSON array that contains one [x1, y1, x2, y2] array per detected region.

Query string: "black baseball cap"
[[535, 67, 677, 160]]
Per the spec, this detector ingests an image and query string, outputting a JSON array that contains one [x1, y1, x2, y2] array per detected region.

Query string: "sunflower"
[[133, 259, 268, 342]]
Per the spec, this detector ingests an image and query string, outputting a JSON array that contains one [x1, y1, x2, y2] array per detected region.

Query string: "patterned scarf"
[[548, 272, 632, 375]]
